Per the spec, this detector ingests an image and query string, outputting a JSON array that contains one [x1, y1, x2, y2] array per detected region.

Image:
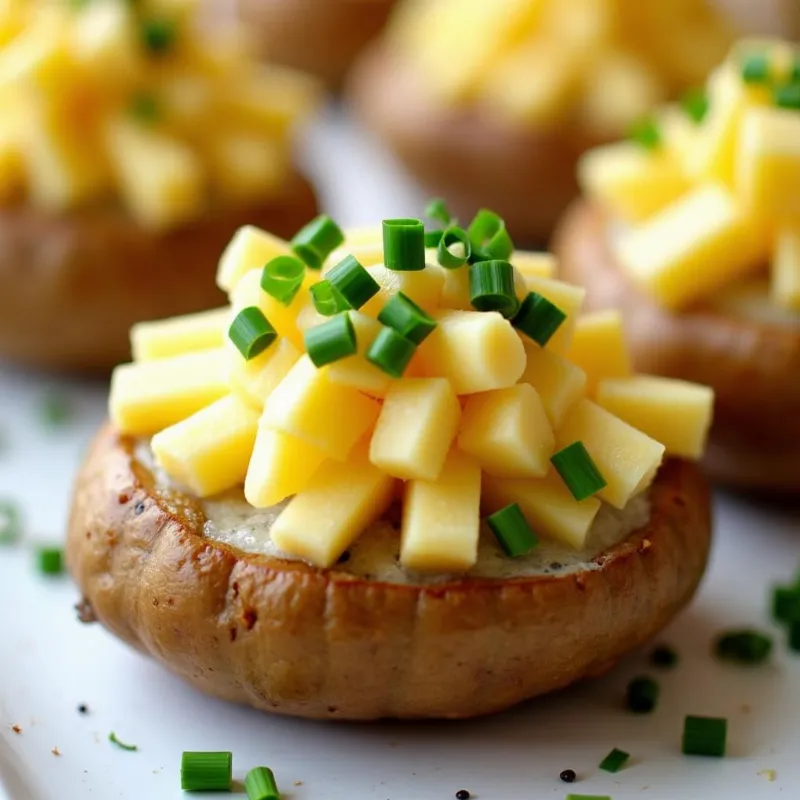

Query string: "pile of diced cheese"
[[109, 221, 714, 573], [581, 38, 800, 312], [390, 0, 732, 134], [0, 0, 317, 229]]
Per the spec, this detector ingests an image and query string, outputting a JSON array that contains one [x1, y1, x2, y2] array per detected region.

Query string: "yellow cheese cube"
[[658, 105, 697, 160], [151, 395, 259, 497], [261, 355, 381, 460], [556, 399, 665, 509], [343, 225, 383, 246], [228, 337, 301, 409], [326, 241, 385, 270], [105, 117, 205, 230], [614, 183, 768, 310], [270, 442, 395, 567], [360, 264, 445, 316], [439, 266, 471, 310], [400, 450, 481, 572], [109, 348, 228, 436], [566, 310, 632, 396], [216, 225, 291, 293], [519, 341, 587, 428], [458, 383, 554, 478], [596, 376, 713, 460], [131, 307, 229, 362], [523, 276, 585, 355], [207, 132, 287, 202], [512, 251, 556, 280], [326, 311, 393, 397], [417, 310, 526, 394], [244, 427, 327, 508], [578, 141, 691, 222], [773, 225, 800, 310], [737, 106, 800, 220], [482, 471, 600, 549], [370, 378, 460, 480]]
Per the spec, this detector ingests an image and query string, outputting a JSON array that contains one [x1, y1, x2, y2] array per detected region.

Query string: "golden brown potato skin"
[[238, 0, 397, 88], [348, 44, 607, 246], [67, 423, 711, 720], [0, 173, 317, 374], [554, 200, 800, 494]]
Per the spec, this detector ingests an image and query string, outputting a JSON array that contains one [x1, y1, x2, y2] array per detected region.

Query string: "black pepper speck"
[[455, 791, 470, 800], [560, 769, 576, 783], [134, 502, 145, 515]]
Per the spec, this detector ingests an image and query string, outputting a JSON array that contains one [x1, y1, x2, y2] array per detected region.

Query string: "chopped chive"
[[650, 644, 679, 669], [680, 88, 709, 124], [291, 214, 345, 269], [327, 255, 380, 310], [773, 585, 800, 623], [682, 715, 727, 757], [377, 292, 437, 344], [383, 218, 425, 272], [512, 292, 567, 346], [551, 442, 606, 501], [424, 197, 453, 226], [789, 621, 800, 653], [599, 747, 630, 774], [0, 500, 21, 545], [467, 209, 513, 262], [741, 52, 770, 84], [245, 766, 280, 800], [626, 676, 659, 713], [791, 56, 800, 83], [469, 260, 519, 317], [437, 226, 471, 269], [628, 115, 661, 150], [141, 18, 177, 56], [38, 547, 63, 575], [181, 752, 233, 792], [260, 256, 306, 305], [486, 504, 538, 557], [108, 732, 138, 752], [424, 228, 444, 248], [310, 280, 349, 316], [714, 629, 772, 665], [129, 91, 161, 125], [565, 796, 612, 800], [303, 312, 357, 367], [229, 307, 277, 360], [366, 326, 416, 378], [774, 83, 800, 110], [39, 391, 72, 427]]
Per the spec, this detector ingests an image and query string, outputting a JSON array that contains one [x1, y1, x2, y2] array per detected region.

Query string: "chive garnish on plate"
[[181, 751, 233, 791], [469, 260, 519, 318], [714, 629, 772, 665], [303, 313, 357, 367], [682, 715, 727, 757], [467, 209, 513, 262], [229, 307, 277, 360], [680, 88, 709, 124], [599, 747, 630, 773], [0, 500, 22, 545], [626, 676, 659, 713], [486, 504, 538, 558], [365, 326, 416, 378], [327, 255, 380, 310], [39, 391, 72, 428], [551, 442, 607, 502], [37, 547, 63, 575], [512, 291, 567, 346], [108, 732, 137, 752], [650, 644, 679, 669], [773, 584, 800, 623], [628, 116, 661, 150], [245, 766, 280, 800], [774, 83, 800, 110], [377, 293, 437, 345], [261, 256, 306, 306], [424, 198, 453, 227], [141, 18, 177, 56], [741, 52, 770, 84], [383, 219, 426, 272], [292, 214, 345, 269], [310, 280, 349, 316], [437, 226, 471, 269], [565, 795, 612, 800]]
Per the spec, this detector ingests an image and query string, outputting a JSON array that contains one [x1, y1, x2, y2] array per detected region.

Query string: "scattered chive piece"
[[366, 326, 416, 378], [791, 56, 800, 83], [774, 83, 800, 110], [467, 209, 513, 262], [626, 676, 659, 713], [772, 585, 800, 623], [512, 292, 567, 346], [437, 225, 471, 269], [377, 292, 437, 345], [291, 214, 344, 269], [424, 197, 453, 226], [714, 629, 772, 665], [486, 504, 538, 558], [260, 256, 306, 306], [741, 52, 770, 84], [469, 259, 519, 317], [129, 91, 160, 124], [424, 228, 444, 248], [181, 752, 233, 792], [789, 621, 800, 653], [108, 732, 137, 752], [628, 116, 661, 150], [38, 547, 63, 576], [565, 796, 612, 800], [551, 442, 606, 501], [650, 644, 679, 669], [682, 715, 727, 757], [304, 312, 357, 367], [141, 18, 176, 56], [0, 500, 21, 545], [681, 88, 709, 124], [310, 280, 349, 316], [245, 766, 280, 800], [599, 748, 630, 774], [39, 391, 72, 427], [229, 307, 277, 360], [327, 255, 380, 310], [383, 218, 425, 272]]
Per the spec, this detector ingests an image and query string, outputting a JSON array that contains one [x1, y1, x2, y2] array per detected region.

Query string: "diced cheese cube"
[[578, 141, 691, 222], [737, 106, 800, 220], [596, 375, 713, 460], [556, 399, 665, 509], [512, 250, 556, 280], [566, 310, 632, 396], [458, 383, 554, 478], [400, 450, 481, 572], [325, 241, 385, 270], [519, 341, 587, 428], [261, 355, 381, 460], [658, 105, 697, 160], [217, 225, 291, 293], [370, 378, 460, 480], [773, 225, 800, 310], [109, 348, 228, 436], [614, 183, 768, 310], [228, 337, 301, 409], [244, 427, 327, 507], [482, 471, 600, 549], [523, 276, 585, 355], [344, 225, 383, 245], [439, 266, 471, 310], [360, 264, 445, 316], [270, 442, 395, 567], [417, 310, 526, 394], [131, 307, 229, 362], [207, 132, 287, 202], [326, 311, 393, 397], [151, 395, 259, 497]]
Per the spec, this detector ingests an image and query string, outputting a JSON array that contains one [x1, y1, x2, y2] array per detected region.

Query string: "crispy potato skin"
[[348, 44, 608, 246], [0, 172, 317, 374], [554, 200, 800, 493], [67, 423, 711, 720]]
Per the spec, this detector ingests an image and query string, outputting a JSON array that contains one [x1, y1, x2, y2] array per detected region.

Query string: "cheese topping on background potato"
[[0, 0, 318, 229]]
